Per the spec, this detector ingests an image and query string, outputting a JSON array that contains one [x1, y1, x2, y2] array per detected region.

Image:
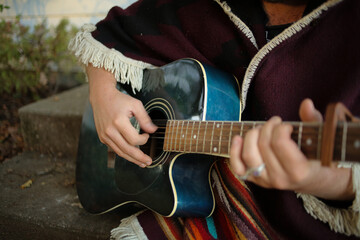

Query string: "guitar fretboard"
[[163, 120, 360, 163]]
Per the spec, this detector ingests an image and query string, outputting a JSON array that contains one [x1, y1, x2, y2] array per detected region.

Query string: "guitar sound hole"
[[140, 109, 167, 164]]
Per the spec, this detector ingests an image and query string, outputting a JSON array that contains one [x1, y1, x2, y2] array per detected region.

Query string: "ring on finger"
[[238, 163, 266, 180]]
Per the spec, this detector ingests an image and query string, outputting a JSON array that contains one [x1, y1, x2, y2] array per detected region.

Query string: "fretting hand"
[[230, 99, 355, 201]]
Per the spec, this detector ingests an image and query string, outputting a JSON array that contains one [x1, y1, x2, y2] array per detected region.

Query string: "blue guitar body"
[[76, 59, 241, 217]]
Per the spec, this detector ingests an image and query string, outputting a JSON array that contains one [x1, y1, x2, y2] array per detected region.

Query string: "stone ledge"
[[18, 84, 89, 158], [0, 152, 139, 240]]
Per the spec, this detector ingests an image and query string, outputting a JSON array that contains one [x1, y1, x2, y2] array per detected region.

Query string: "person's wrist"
[[293, 161, 320, 194], [88, 69, 117, 103], [89, 80, 117, 105], [296, 165, 354, 201]]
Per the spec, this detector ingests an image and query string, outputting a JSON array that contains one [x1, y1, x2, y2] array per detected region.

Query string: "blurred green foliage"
[[0, 17, 84, 100], [0, 4, 10, 12]]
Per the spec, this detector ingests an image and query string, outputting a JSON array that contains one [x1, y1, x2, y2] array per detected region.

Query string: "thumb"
[[299, 98, 323, 122]]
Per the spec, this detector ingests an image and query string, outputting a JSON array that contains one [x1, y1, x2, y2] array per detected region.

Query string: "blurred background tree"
[[0, 16, 83, 100], [0, 4, 10, 12], [0, 0, 136, 161], [0, 5, 83, 161]]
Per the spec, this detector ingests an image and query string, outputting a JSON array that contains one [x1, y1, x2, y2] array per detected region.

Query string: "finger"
[[131, 100, 158, 133], [107, 139, 150, 168], [271, 123, 309, 186], [105, 124, 152, 164], [229, 136, 246, 176], [299, 98, 323, 122], [114, 116, 151, 146], [241, 127, 263, 168], [258, 117, 283, 180], [105, 131, 153, 166]]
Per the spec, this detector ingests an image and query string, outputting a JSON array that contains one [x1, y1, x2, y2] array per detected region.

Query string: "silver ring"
[[238, 163, 265, 180]]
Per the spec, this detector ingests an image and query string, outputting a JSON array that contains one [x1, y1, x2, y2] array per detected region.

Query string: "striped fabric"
[[134, 160, 278, 240]]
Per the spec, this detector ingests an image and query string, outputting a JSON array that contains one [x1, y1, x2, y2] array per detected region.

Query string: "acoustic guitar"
[[76, 58, 360, 217]]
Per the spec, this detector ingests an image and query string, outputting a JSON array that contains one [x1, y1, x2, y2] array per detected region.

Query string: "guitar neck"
[[163, 120, 360, 163]]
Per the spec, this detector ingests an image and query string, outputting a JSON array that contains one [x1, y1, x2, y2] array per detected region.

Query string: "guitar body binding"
[[76, 58, 241, 217]]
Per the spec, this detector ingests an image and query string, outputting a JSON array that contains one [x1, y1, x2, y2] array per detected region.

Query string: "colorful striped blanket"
[[111, 161, 278, 240]]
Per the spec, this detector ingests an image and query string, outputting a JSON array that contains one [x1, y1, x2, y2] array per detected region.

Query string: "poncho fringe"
[[216, 2, 360, 236], [68, 24, 154, 93], [213, 0, 258, 50], [110, 211, 148, 240], [298, 164, 360, 236], [239, 0, 343, 112]]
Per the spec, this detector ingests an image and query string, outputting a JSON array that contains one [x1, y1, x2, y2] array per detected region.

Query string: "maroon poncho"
[[69, 0, 360, 239]]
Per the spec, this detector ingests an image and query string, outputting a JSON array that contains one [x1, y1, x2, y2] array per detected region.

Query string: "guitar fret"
[[178, 121, 182, 151], [174, 121, 180, 151], [170, 121, 174, 151], [190, 121, 195, 152], [228, 122, 233, 155], [299, 125, 319, 160], [317, 125, 323, 159], [298, 123, 303, 149], [164, 121, 169, 151], [341, 122, 348, 161], [210, 122, 215, 153], [163, 120, 360, 163], [219, 122, 224, 155], [196, 121, 201, 153], [203, 122, 208, 153], [179, 121, 184, 151], [185, 120, 191, 152]]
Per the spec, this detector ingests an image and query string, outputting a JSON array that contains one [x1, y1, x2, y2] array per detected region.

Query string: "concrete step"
[[19, 84, 89, 158], [7, 85, 141, 239], [0, 152, 139, 240]]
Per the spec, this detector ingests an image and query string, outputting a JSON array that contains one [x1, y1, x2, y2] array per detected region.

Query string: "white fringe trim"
[[297, 164, 360, 236], [350, 164, 360, 213], [68, 24, 155, 93], [213, 0, 258, 49], [110, 211, 148, 240], [240, 0, 343, 113]]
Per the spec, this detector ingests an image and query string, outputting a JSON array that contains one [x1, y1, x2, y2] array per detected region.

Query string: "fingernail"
[[140, 163, 146, 168]]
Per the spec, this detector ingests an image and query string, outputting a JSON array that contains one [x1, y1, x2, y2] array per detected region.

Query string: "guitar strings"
[[142, 119, 353, 145], [136, 120, 359, 161], [143, 134, 320, 150], [141, 132, 337, 154], [145, 128, 319, 140]]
